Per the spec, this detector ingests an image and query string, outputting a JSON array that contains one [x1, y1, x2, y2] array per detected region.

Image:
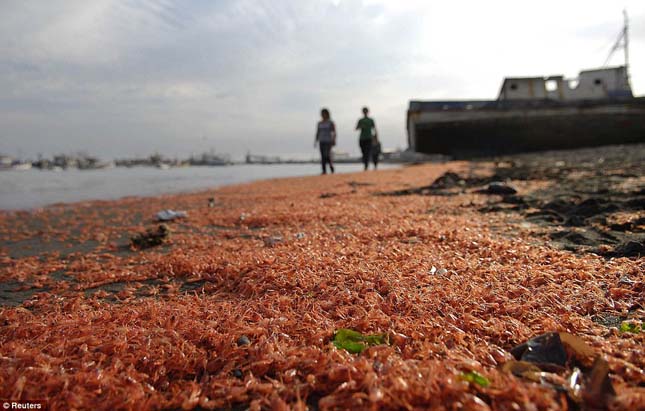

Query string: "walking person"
[[314, 108, 336, 175], [356, 107, 377, 170], [371, 134, 381, 169]]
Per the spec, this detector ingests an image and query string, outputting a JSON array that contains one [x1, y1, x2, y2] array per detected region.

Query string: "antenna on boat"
[[624, 9, 629, 77], [603, 10, 630, 86], [603, 10, 629, 69]]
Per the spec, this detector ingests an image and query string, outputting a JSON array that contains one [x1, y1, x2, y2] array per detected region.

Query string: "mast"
[[623, 9, 629, 82], [603, 10, 630, 89]]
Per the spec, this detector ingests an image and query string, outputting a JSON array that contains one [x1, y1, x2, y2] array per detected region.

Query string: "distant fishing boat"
[[12, 162, 32, 171], [245, 152, 282, 164], [407, 12, 645, 158], [189, 150, 231, 166]]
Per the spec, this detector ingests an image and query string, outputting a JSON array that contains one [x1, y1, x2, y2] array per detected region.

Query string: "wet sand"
[[386, 144, 644, 258], [0, 145, 643, 410]]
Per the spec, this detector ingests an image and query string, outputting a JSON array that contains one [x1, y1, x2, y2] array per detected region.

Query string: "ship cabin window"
[[509, 83, 518, 90], [594, 79, 602, 85], [465, 104, 473, 110], [545, 79, 558, 92], [568, 79, 579, 89]]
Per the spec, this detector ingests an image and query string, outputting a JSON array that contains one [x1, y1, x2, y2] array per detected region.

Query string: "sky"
[[1, 0, 643, 160]]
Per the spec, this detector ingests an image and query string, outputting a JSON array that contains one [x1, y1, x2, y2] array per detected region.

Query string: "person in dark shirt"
[[314, 108, 336, 175], [356, 107, 377, 170]]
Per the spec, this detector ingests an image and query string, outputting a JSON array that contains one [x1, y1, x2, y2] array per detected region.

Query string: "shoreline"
[[0, 145, 643, 410], [0, 163, 401, 211]]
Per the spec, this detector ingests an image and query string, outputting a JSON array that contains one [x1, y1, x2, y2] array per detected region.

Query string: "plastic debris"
[[156, 209, 187, 221], [295, 232, 306, 240], [510, 332, 566, 366], [566, 367, 584, 402], [510, 332, 596, 368], [332, 329, 389, 354], [130, 225, 170, 249], [208, 197, 216, 208], [460, 371, 490, 387], [506, 332, 616, 409]]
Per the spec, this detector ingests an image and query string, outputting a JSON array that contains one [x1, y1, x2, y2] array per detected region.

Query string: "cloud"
[[0, 0, 643, 159]]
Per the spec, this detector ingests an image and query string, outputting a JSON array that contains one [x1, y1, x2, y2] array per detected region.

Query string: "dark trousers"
[[359, 139, 372, 170], [319, 142, 333, 174], [371, 143, 380, 168]]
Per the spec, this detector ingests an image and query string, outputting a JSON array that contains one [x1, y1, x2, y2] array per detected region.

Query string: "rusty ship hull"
[[407, 97, 645, 159]]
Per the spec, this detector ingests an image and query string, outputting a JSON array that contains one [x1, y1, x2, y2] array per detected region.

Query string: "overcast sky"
[[1, 0, 643, 159]]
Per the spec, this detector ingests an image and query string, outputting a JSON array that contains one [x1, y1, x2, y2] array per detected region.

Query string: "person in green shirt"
[[356, 107, 377, 170]]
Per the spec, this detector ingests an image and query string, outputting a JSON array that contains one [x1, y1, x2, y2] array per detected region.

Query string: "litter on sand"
[[156, 209, 188, 221], [505, 331, 617, 409], [130, 224, 170, 249]]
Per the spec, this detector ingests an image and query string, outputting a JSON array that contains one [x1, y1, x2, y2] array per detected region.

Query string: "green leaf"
[[333, 329, 367, 353], [364, 333, 388, 346], [619, 322, 642, 334], [333, 329, 389, 354], [460, 371, 490, 388]]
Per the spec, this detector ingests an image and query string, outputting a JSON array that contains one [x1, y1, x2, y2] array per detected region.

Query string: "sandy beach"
[[0, 145, 643, 410]]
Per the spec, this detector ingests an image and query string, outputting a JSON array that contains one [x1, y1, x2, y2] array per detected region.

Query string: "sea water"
[[0, 163, 397, 210]]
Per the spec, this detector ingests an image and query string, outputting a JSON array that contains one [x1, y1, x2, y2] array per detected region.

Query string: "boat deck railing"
[[409, 96, 644, 112]]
